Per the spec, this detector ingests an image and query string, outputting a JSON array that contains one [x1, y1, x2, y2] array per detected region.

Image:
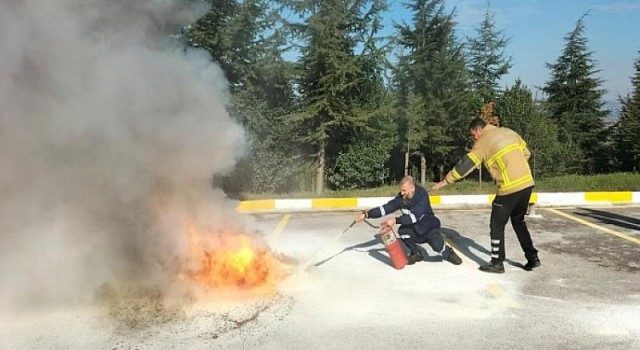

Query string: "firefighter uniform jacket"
[[444, 124, 534, 196], [365, 185, 440, 235]]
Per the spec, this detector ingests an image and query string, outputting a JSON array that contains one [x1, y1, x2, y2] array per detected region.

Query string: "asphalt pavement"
[[2, 205, 639, 349]]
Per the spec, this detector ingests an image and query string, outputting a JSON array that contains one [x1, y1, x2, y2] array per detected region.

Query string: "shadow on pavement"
[[313, 229, 528, 269], [575, 207, 640, 231], [367, 248, 393, 267], [441, 227, 525, 269], [314, 238, 380, 267], [313, 235, 443, 268], [366, 238, 443, 267]]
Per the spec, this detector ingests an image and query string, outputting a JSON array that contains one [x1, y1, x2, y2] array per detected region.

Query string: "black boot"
[[443, 246, 462, 265], [479, 261, 505, 273], [524, 255, 541, 271], [407, 251, 423, 265]]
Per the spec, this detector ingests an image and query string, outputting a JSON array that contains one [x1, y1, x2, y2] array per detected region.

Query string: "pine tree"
[[467, 6, 512, 104], [392, 57, 425, 178], [542, 14, 608, 173], [286, 0, 388, 193], [613, 50, 640, 172], [184, 0, 260, 92], [184, 0, 301, 193], [183, 0, 296, 118], [395, 0, 473, 182], [498, 80, 582, 176]]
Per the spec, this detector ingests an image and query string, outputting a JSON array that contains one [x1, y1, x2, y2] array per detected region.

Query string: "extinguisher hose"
[[298, 218, 384, 272], [362, 219, 380, 229]]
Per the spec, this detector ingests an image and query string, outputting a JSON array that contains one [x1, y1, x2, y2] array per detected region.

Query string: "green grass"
[[534, 173, 640, 192], [243, 172, 640, 200]]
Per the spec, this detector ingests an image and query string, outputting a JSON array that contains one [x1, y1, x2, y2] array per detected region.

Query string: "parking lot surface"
[[2, 206, 639, 349]]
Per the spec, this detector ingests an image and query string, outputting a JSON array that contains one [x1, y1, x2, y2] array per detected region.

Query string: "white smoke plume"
[[0, 0, 246, 308]]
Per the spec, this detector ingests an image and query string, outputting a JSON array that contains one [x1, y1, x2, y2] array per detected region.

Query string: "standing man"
[[355, 176, 462, 266], [432, 118, 540, 273]]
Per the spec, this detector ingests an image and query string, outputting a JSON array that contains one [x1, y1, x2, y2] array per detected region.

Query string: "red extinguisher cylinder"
[[380, 226, 408, 269]]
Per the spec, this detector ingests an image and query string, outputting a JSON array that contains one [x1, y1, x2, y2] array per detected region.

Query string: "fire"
[[183, 219, 291, 290]]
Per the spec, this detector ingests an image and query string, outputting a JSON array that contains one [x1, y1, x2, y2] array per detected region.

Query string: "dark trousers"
[[490, 186, 538, 263], [398, 226, 445, 255]]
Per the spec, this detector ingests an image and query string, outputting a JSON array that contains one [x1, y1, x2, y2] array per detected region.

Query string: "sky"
[[384, 0, 640, 102]]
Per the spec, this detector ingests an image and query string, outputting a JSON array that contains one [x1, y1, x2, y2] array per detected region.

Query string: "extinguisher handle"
[[379, 224, 392, 235], [390, 226, 399, 238]]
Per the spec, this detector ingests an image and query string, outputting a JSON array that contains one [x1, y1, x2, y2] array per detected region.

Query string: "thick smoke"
[[0, 0, 246, 308]]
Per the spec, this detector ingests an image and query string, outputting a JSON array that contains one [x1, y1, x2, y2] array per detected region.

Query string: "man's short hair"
[[400, 175, 415, 186], [469, 117, 486, 131]]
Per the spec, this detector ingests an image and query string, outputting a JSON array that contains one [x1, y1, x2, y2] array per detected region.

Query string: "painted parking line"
[[269, 214, 291, 247], [545, 208, 640, 245], [274, 214, 291, 234], [488, 282, 518, 308]]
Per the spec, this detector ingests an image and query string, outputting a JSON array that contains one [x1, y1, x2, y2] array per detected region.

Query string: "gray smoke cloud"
[[0, 0, 246, 308]]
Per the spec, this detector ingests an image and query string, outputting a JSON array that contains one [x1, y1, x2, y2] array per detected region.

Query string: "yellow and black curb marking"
[[237, 191, 640, 213]]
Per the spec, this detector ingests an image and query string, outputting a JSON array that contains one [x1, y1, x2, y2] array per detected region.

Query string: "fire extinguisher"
[[379, 225, 408, 270]]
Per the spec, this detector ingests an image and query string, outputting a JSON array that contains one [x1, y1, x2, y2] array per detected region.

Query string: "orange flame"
[[183, 219, 290, 290]]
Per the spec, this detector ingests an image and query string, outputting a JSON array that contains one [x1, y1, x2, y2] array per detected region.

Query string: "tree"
[[395, 0, 474, 182], [613, 50, 640, 172], [466, 6, 512, 104], [497, 80, 581, 177], [542, 14, 608, 173], [286, 0, 389, 193], [326, 0, 397, 190], [184, 0, 302, 194], [183, 0, 264, 93], [328, 93, 398, 190], [392, 59, 426, 178]]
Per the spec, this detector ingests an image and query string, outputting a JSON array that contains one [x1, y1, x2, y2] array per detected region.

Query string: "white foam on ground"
[[573, 304, 640, 341], [278, 241, 522, 326], [0, 307, 112, 349]]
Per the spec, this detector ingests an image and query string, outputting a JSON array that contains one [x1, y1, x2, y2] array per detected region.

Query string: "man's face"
[[470, 128, 482, 141], [400, 182, 415, 200]]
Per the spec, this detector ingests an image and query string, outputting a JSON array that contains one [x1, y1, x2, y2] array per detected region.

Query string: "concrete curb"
[[236, 191, 640, 213]]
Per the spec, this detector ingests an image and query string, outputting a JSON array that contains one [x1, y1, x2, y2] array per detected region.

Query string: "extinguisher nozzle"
[[341, 220, 356, 234]]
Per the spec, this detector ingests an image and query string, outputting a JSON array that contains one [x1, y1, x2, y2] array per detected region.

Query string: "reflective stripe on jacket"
[[444, 125, 534, 195]]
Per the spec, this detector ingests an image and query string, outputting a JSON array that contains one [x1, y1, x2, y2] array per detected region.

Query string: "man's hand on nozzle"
[[432, 180, 448, 191], [355, 212, 367, 223]]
